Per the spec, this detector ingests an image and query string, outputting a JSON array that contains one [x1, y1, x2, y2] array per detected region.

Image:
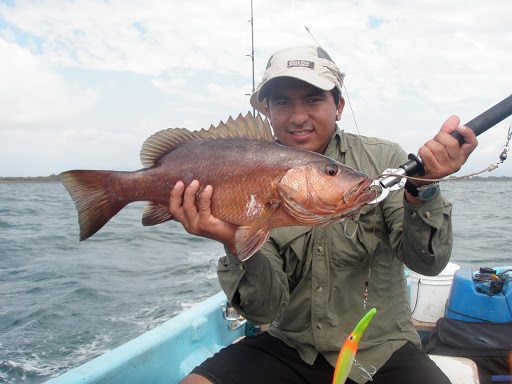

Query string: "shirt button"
[[239, 264, 245, 271], [316, 286, 323, 293], [425, 211, 431, 218], [317, 246, 324, 254], [316, 323, 323, 329], [410, 212, 417, 218]]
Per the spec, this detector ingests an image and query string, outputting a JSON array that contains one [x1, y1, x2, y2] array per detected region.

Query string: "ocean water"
[[0, 180, 510, 383]]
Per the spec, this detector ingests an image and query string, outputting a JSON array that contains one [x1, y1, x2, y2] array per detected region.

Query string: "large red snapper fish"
[[60, 112, 376, 260]]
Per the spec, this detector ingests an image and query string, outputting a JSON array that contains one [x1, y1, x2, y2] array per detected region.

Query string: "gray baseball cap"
[[250, 45, 345, 114]]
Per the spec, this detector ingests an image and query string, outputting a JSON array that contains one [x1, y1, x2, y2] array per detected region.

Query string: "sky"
[[1, 0, 512, 177]]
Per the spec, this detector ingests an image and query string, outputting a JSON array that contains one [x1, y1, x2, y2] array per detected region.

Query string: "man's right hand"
[[168, 180, 239, 255]]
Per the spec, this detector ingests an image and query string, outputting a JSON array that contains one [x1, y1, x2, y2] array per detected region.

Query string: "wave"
[[0, 359, 54, 384]]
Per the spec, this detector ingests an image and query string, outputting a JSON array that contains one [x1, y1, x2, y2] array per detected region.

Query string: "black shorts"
[[191, 332, 451, 384]]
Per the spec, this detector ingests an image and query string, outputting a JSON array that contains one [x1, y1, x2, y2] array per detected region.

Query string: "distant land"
[[0, 174, 60, 183], [455, 176, 512, 181], [1, 174, 512, 183]]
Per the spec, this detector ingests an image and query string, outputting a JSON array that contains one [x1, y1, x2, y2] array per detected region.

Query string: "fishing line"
[[305, 26, 322, 48], [342, 83, 376, 175], [377, 164, 499, 183]]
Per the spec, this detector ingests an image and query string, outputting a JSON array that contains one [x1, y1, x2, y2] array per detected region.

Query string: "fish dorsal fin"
[[140, 128, 204, 167], [140, 112, 273, 167]]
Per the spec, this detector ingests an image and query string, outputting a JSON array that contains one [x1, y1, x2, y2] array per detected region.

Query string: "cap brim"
[[257, 73, 335, 103], [250, 72, 339, 115], [250, 92, 268, 115]]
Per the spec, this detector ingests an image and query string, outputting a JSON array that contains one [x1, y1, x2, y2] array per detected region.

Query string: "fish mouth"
[[343, 178, 377, 205], [311, 178, 377, 225]]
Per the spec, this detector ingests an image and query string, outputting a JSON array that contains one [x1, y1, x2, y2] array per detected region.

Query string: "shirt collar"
[[324, 125, 347, 160]]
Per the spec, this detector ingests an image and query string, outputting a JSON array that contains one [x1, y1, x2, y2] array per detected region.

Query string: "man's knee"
[[178, 373, 213, 384]]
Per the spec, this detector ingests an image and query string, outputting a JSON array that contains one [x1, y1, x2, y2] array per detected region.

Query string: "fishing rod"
[[247, 0, 256, 117], [379, 93, 512, 189]]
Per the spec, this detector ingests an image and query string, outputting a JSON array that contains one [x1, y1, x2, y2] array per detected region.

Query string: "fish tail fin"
[[59, 170, 128, 241]]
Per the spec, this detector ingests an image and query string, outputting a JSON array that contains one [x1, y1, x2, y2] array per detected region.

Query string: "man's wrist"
[[404, 180, 440, 202]]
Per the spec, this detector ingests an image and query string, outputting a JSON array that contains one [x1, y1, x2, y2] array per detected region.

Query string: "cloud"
[[0, 37, 97, 127], [0, 0, 251, 75]]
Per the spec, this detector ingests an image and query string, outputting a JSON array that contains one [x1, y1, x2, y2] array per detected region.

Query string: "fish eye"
[[325, 164, 338, 176]]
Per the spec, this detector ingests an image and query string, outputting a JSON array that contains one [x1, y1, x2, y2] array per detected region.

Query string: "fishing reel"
[[222, 301, 247, 331], [474, 267, 512, 296]]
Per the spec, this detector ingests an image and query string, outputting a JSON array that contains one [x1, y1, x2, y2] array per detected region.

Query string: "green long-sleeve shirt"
[[217, 128, 453, 383]]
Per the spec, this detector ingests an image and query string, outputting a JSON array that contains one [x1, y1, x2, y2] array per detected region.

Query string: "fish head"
[[277, 160, 377, 225]]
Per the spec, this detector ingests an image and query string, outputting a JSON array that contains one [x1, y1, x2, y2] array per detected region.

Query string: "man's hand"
[[168, 180, 239, 255], [406, 115, 478, 203]]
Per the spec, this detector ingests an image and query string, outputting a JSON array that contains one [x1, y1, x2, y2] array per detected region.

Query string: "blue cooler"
[[446, 267, 512, 323]]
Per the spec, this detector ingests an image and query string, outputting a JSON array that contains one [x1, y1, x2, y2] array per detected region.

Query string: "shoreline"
[[0, 180, 62, 184]]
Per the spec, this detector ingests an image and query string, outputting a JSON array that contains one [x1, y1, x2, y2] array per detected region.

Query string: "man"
[[172, 46, 477, 383]]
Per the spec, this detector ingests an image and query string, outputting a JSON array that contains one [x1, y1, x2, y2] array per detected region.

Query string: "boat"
[[46, 265, 511, 384]]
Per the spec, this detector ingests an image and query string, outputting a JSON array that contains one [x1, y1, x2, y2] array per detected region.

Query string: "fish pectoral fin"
[[235, 200, 280, 261], [235, 226, 271, 261], [142, 202, 174, 226]]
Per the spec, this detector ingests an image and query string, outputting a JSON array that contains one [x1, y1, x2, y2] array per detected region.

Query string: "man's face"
[[266, 78, 344, 154]]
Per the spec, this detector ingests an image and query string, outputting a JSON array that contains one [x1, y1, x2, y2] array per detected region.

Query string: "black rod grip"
[[450, 93, 512, 146]]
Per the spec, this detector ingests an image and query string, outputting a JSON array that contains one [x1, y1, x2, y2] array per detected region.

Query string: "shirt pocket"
[[329, 205, 383, 271], [267, 226, 313, 289]]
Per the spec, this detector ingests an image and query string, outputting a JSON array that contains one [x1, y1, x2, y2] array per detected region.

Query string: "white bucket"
[[409, 262, 460, 323]]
